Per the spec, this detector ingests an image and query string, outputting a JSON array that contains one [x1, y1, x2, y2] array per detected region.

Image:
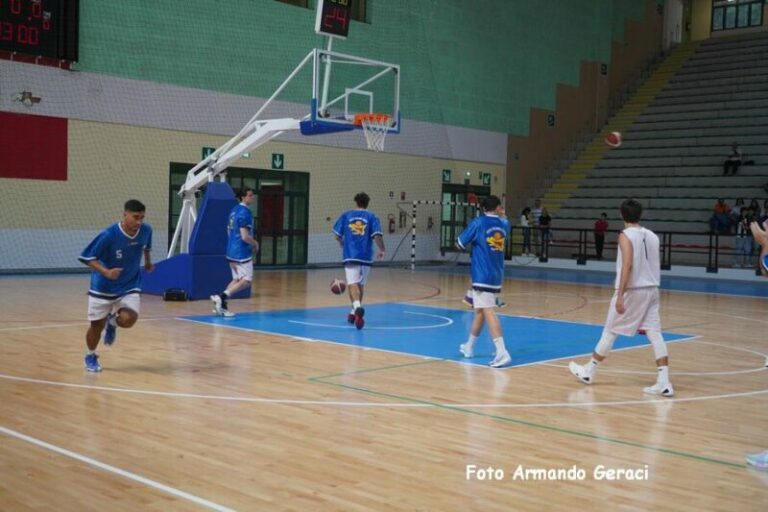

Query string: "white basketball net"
[[361, 116, 393, 152]]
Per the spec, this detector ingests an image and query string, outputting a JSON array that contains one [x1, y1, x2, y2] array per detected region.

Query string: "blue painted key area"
[[180, 303, 692, 368]]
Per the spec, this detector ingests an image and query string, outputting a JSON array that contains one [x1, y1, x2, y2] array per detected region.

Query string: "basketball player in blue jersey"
[[211, 188, 259, 317], [78, 199, 154, 372], [456, 195, 512, 368], [568, 199, 674, 396], [333, 192, 385, 329]]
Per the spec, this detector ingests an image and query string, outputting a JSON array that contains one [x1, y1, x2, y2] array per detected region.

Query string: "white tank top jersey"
[[615, 226, 661, 289]]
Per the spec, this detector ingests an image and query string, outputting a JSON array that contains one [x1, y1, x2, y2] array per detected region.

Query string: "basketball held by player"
[[332, 192, 385, 329]]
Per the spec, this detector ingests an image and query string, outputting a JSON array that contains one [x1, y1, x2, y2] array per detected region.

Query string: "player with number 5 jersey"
[[78, 199, 154, 372]]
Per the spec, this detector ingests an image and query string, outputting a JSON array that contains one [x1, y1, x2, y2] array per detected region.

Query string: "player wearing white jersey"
[[568, 199, 674, 396]]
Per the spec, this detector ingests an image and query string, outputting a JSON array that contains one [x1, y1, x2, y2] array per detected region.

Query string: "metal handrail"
[[504, 226, 762, 274]]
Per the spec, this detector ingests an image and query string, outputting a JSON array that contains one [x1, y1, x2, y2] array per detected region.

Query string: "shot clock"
[[314, 0, 352, 39]]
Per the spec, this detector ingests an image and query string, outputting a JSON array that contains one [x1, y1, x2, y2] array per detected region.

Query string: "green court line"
[[310, 359, 442, 381], [308, 369, 745, 469]]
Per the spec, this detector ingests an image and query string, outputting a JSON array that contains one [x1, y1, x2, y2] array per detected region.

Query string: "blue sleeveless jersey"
[[457, 214, 509, 292], [78, 223, 153, 298], [226, 204, 254, 262], [332, 209, 383, 265]]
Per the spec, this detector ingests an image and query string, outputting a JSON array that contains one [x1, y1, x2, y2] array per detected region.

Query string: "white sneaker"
[[643, 382, 674, 397], [459, 343, 474, 358], [568, 361, 593, 384], [221, 308, 235, 318], [489, 351, 511, 368], [210, 295, 223, 315]]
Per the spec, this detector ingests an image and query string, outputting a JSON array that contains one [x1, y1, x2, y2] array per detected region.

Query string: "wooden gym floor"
[[0, 268, 766, 511]]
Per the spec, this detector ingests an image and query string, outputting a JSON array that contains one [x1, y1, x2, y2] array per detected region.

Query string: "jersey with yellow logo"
[[332, 209, 383, 265], [456, 213, 509, 292]]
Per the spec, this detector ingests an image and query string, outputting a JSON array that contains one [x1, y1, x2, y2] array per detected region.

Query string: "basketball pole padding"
[[142, 182, 251, 300]]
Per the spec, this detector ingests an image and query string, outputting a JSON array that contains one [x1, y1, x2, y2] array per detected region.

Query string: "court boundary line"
[[542, 340, 768, 376], [0, 425, 235, 511]]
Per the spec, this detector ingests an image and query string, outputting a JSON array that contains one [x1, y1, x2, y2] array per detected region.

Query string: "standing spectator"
[[709, 198, 731, 234], [520, 207, 532, 256], [729, 198, 745, 233], [539, 207, 552, 249], [594, 212, 609, 259], [723, 142, 742, 176], [531, 199, 543, 254], [733, 207, 749, 268]]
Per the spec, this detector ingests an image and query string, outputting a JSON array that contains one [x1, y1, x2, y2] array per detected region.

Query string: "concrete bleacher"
[[550, 32, 768, 267]]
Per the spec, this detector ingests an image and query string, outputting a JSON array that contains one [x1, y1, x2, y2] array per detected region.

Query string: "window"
[[712, 0, 764, 32], [276, 0, 309, 7]]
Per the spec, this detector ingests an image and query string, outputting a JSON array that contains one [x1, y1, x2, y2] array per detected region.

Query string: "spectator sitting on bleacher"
[[709, 198, 731, 234], [723, 142, 742, 175], [722, 142, 755, 176]]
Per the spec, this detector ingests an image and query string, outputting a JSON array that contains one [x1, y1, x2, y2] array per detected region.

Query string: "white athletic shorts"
[[344, 263, 371, 286], [472, 289, 498, 309], [87, 293, 140, 322], [229, 260, 254, 282], [605, 287, 661, 337]]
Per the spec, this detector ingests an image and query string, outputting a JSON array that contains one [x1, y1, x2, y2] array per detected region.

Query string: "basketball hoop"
[[354, 113, 393, 152]]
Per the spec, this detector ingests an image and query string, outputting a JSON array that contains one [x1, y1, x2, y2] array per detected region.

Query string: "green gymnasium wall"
[[76, 0, 647, 135]]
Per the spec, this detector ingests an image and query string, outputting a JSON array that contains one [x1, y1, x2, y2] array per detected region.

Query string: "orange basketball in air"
[[605, 131, 622, 148]]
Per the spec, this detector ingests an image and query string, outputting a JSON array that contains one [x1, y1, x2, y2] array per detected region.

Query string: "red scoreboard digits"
[[314, 0, 352, 39], [0, 0, 78, 61]]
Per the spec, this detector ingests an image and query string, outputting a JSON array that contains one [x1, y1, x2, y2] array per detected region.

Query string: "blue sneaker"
[[746, 450, 768, 470], [84, 353, 102, 372], [103, 313, 117, 346]]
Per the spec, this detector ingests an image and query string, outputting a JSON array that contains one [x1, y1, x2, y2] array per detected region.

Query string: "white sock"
[[465, 334, 478, 348], [657, 365, 669, 384], [587, 357, 600, 375], [87, 350, 96, 356], [493, 337, 507, 354], [353, 300, 361, 310]]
